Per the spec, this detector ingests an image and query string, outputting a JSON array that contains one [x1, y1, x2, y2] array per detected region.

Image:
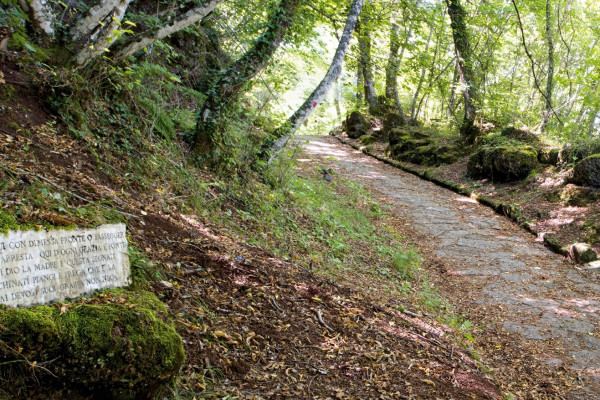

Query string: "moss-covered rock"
[[500, 127, 541, 146], [468, 145, 538, 181], [538, 147, 560, 165], [0, 290, 185, 399], [358, 134, 377, 145], [559, 141, 600, 165], [388, 128, 412, 147], [345, 111, 369, 139], [570, 154, 600, 188], [382, 112, 405, 138]]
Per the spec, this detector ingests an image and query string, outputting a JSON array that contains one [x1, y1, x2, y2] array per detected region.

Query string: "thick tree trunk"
[[19, 0, 55, 36], [357, 19, 377, 111], [356, 62, 364, 105], [540, 0, 554, 132], [385, 23, 401, 99], [114, 0, 224, 59], [446, 0, 479, 143], [261, 0, 366, 162], [192, 0, 300, 160], [72, 0, 133, 65]]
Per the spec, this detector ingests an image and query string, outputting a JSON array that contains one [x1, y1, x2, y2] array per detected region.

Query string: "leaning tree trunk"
[[357, 19, 377, 112], [540, 0, 554, 132], [260, 0, 366, 162], [114, 0, 224, 59], [192, 0, 300, 160], [446, 0, 479, 144]]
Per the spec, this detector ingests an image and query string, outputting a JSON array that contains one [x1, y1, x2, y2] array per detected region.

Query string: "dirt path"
[[300, 135, 600, 399]]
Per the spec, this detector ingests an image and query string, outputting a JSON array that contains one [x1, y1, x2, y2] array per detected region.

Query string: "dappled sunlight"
[[455, 196, 478, 204]]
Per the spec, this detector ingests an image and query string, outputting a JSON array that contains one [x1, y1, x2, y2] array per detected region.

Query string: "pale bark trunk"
[[73, 0, 133, 65], [71, 0, 120, 40], [262, 0, 366, 162], [115, 0, 224, 59], [21, 0, 55, 36]]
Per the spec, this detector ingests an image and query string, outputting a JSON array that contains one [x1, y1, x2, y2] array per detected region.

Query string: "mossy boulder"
[[538, 147, 560, 165], [500, 127, 541, 146], [388, 128, 412, 147], [570, 154, 600, 188], [358, 134, 377, 145], [382, 112, 405, 138], [468, 145, 538, 181], [559, 141, 600, 165], [346, 111, 369, 139], [0, 290, 185, 399]]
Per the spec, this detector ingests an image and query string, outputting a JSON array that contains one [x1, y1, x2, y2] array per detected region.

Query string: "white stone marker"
[[0, 224, 130, 308]]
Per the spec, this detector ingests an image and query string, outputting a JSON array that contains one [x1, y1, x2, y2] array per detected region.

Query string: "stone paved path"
[[300, 135, 600, 399]]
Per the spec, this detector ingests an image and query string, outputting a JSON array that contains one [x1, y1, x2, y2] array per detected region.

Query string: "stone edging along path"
[[331, 133, 574, 259]]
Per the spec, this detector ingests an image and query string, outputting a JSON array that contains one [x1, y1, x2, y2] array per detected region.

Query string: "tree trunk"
[[540, 0, 554, 132], [385, 22, 400, 99], [192, 0, 300, 160], [410, 17, 435, 121], [19, 0, 55, 37], [114, 0, 224, 59], [72, 0, 134, 65], [261, 0, 366, 162], [357, 18, 377, 111], [445, 0, 479, 143], [356, 62, 364, 105]]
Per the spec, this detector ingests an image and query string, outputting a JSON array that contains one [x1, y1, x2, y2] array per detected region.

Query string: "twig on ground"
[[315, 309, 335, 332]]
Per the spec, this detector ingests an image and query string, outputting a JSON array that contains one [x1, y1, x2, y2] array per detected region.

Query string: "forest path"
[[299, 135, 600, 399]]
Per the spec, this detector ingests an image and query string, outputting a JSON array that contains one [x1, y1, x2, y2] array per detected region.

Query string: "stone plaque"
[[0, 224, 130, 308]]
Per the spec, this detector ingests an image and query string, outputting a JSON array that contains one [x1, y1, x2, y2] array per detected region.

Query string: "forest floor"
[[1, 61, 503, 399], [301, 134, 600, 400]]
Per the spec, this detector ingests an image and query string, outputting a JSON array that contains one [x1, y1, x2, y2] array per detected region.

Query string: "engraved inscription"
[[0, 224, 130, 307]]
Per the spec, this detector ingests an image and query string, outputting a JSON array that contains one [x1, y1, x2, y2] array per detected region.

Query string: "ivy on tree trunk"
[[192, 0, 300, 161]]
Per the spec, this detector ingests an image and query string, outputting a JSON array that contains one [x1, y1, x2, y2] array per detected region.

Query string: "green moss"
[[0, 290, 184, 399], [0, 85, 17, 102], [0, 210, 21, 234], [468, 145, 538, 181], [358, 134, 377, 146]]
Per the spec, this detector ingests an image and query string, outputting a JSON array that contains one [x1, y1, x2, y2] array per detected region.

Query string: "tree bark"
[[410, 17, 435, 121], [114, 0, 224, 59], [445, 0, 479, 143], [261, 0, 366, 162], [192, 0, 300, 160], [357, 18, 376, 111], [19, 0, 55, 37], [385, 22, 401, 99], [356, 62, 364, 105], [540, 0, 554, 132], [72, 0, 134, 65]]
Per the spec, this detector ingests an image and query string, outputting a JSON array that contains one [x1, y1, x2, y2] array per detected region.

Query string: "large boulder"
[[382, 112, 405, 138], [571, 155, 600, 187], [468, 145, 538, 181], [0, 290, 185, 399], [346, 111, 369, 139], [388, 128, 412, 147], [500, 127, 541, 146]]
